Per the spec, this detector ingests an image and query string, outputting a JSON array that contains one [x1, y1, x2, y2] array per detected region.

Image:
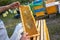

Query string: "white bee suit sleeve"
[[10, 23, 23, 40], [0, 19, 10, 40]]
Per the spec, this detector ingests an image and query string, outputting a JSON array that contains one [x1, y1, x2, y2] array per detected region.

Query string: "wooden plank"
[[19, 5, 39, 37], [36, 20, 41, 40], [41, 20, 44, 40], [40, 19, 50, 40], [44, 20, 50, 40]]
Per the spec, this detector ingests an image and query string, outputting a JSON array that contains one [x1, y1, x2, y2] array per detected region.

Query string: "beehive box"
[[46, 6, 57, 15], [29, 1, 45, 17], [46, 0, 58, 15], [19, 5, 39, 37], [33, 5, 45, 17]]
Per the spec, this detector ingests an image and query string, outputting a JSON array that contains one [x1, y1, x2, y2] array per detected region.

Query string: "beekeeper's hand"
[[20, 33, 30, 40], [10, 1, 20, 9]]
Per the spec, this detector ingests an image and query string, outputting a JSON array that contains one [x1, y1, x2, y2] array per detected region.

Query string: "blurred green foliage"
[[0, 0, 33, 6], [0, 0, 59, 6]]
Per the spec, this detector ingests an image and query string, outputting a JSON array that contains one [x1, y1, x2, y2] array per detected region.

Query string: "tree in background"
[[0, 0, 33, 6]]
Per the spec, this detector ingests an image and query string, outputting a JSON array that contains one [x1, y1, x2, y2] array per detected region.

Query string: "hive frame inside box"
[[31, 19, 50, 40]]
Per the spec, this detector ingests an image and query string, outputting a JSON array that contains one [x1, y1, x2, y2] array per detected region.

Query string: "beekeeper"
[[0, 2, 30, 40]]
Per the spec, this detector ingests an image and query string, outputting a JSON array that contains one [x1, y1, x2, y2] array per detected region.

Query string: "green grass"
[[0, 13, 21, 37], [46, 14, 60, 40]]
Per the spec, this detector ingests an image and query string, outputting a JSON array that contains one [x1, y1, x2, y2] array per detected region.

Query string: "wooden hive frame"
[[32, 19, 50, 40], [19, 5, 39, 37]]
